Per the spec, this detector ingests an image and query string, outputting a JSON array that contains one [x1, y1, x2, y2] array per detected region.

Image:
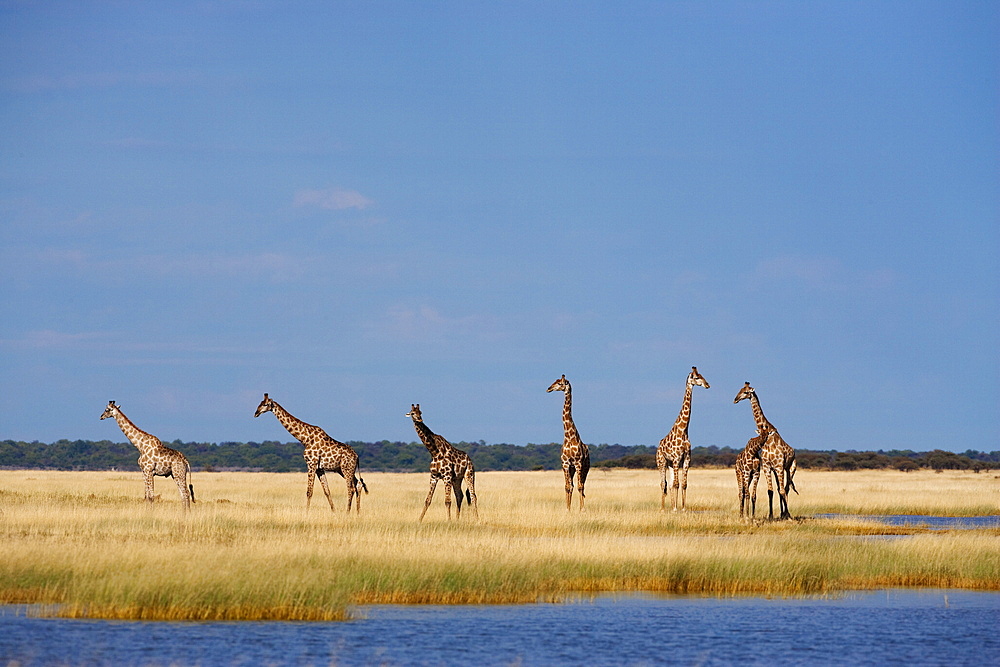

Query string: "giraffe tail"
[[357, 474, 369, 495], [187, 463, 196, 503], [465, 488, 471, 504], [788, 460, 799, 495]]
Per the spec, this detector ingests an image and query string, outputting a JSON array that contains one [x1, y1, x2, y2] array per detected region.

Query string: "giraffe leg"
[[419, 476, 439, 522], [736, 468, 745, 518], [670, 465, 681, 512], [172, 463, 190, 510], [465, 469, 478, 519], [563, 464, 575, 511], [454, 476, 465, 519], [765, 467, 776, 520], [443, 480, 454, 521], [343, 463, 357, 513], [679, 459, 690, 511], [351, 477, 361, 514], [578, 460, 589, 512], [777, 467, 790, 520], [750, 468, 760, 519], [143, 470, 155, 503], [305, 465, 317, 510], [316, 470, 336, 511], [659, 462, 669, 512]]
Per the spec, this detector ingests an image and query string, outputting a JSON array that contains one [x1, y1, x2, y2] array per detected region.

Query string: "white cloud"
[[375, 305, 506, 344], [293, 187, 374, 211], [755, 255, 897, 291], [0, 330, 109, 351], [755, 255, 840, 284]]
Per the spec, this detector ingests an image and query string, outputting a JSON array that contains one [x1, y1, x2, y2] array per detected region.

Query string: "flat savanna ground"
[[1, 468, 998, 620]]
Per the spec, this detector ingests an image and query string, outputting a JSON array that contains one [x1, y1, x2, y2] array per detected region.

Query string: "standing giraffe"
[[656, 366, 710, 511], [546, 375, 590, 511], [100, 401, 194, 509], [735, 426, 768, 519], [734, 382, 797, 520], [253, 393, 367, 512], [406, 404, 478, 521]]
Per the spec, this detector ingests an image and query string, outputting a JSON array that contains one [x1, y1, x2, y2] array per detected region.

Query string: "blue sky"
[[2, 2, 996, 454]]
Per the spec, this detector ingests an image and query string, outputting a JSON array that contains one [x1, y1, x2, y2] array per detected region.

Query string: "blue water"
[[2, 590, 998, 666], [815, 514, 1000, 529]]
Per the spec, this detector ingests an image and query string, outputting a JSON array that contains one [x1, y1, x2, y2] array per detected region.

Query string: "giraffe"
[[405, 404, 478, 521], [100, 400, 195, 509], [656, 366, 710, 511], [734, 382, 798, 520], [735, 426, 768, 519], [546, 375, 590, 511], [253, 393, 368, 512]]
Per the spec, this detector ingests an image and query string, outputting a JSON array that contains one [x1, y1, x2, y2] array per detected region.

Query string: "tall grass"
[[0, 469, 997, 620]]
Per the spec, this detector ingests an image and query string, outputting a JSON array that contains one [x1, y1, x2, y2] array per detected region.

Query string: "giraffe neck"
[[412, 419, 439, 456], [749, 393, 773, 433], [562, 388, 581, 444], [112, 410, 156, 454], [744, 434, 766, 456], [672, 383, 694, 435], [268, 401, 310, 444]]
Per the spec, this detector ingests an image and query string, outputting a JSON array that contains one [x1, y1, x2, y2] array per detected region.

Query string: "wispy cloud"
[[0, 329, 271, 363], [293, 187, 374, 211], [755, 255, 896, 291], [0, 330, 110, 351], [374, 305, 506, 344], [3, 70, 209, 94], [11, 248, 313, 283], [151, 252, 312, 282]]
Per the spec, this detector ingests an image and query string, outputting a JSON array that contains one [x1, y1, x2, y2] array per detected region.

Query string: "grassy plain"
[[1, 468, 998, 620]]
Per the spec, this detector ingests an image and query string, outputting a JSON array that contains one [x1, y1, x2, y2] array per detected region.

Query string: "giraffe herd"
[[100, 369, 798, 521]]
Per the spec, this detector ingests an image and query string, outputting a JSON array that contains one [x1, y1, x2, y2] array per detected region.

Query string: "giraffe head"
[[546, 374, 570, 393], [405, 404, 423, 422], [687, 366, 710, 390], [734, 382, 755, 404], [253, 393, 275, 418], [100, 400, 120, 420]]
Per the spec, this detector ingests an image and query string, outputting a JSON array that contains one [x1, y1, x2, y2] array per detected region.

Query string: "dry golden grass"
[[0, 468, 997, 620]]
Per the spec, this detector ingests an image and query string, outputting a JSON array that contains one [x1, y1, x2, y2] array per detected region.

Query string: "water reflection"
[[2, 590, 998, 666], [814, 514, 1000, 529]]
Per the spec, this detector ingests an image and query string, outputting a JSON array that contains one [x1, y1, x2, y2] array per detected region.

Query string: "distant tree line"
[[1, 439, 998, 473]]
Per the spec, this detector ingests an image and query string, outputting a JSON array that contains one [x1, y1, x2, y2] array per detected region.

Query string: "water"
[[815, 514, 1000, 529], [3, 590, 998, 666]]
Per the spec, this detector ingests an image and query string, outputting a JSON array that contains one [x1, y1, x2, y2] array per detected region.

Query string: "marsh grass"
[[1, 468, 997, 620]]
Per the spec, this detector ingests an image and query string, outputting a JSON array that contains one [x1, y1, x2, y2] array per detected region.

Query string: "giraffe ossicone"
[[253, 393, 368, 512], [406, 403, 478, 522], [100, 400, 195, 509]]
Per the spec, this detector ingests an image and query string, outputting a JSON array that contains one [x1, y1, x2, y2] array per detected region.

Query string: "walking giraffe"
[[734, 382, 798, 520], [253, 393, 367, 512], [100, 400, 194, 508], [656, 366, 710, 511], [735, 426, 769, 519], [406, 404, 478, 521], [546, 374, 590, 511]]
